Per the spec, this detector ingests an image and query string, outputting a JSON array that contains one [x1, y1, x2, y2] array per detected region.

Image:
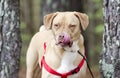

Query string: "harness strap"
[[44, 42, 46, 53], [40, 42, 46, 68], [41, 56, 84, 78], [41, 42, 85, 78]]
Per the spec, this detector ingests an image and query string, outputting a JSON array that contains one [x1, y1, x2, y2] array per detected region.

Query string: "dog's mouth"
[[56, 32, 73, 47], [56, 40, 73, 47]]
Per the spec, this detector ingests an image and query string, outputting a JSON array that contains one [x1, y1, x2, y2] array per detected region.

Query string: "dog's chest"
[[42, 41, 80, 78], [57, 51, 77, 73], [42, 52, 79, 78], [57, 41, 79, 73]]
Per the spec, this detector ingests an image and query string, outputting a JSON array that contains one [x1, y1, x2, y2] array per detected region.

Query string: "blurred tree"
[[0, 0, 21, 78], [86, 0, 95, 55], [86, 0, 103, 63], [100, 0, 120, 77], [40, 0, 85, 25], [20, 0, 35, 35]]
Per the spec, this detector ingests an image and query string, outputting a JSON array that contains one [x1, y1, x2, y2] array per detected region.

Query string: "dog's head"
[[44, 12, 89, 47]]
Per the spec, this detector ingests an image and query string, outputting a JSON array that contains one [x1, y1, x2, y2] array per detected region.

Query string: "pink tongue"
[[62, 32, 70, 44], [57, 32, 72, 47]]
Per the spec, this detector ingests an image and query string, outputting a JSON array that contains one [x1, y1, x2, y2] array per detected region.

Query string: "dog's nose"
[[56, 32, 72, 47], [59, 34, 64, 40], [58, 32, 70, 43]]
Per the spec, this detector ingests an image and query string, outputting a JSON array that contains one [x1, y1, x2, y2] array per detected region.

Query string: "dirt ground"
[[19, 68, 26, 78], [19, 68, 100, 78]]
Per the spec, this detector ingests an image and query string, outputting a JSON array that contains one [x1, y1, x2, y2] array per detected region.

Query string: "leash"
[[77, 50, 94, 78]]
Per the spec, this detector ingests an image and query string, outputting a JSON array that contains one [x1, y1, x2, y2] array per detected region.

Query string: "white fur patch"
[[57, 41, 79, 77]]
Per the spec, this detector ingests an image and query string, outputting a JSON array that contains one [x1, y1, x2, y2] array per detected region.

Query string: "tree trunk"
[[100, 0, 120, 78], [0, 0, 21, 78]]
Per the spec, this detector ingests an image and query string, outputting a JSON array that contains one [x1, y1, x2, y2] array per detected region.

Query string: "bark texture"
[[0, 0, 21, 78], [100, 0, 120, 78]]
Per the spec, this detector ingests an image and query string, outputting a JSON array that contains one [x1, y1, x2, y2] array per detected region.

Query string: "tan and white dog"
[[26, 12, 91, 78]]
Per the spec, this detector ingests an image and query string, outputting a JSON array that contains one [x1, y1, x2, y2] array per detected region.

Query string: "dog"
[[26, 12, 90, 78]]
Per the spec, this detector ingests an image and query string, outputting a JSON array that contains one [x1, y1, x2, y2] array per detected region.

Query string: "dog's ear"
[[44, 12, 58, 29], [74, 12, 89, 30]]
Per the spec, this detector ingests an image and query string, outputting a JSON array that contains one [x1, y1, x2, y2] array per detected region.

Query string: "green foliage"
[[21, 33, 32, 43], [20, 22, 27, 29], [20, 21, 33, 67], [95, 24, 104, 34], [86, 1, 103, 76], [96, 9, 103, 20]]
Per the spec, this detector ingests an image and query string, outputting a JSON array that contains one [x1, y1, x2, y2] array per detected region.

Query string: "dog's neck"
[[57, 41, 79, 73]]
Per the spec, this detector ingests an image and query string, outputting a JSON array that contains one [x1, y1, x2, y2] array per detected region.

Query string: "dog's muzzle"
[[56, 32, 73, 47]]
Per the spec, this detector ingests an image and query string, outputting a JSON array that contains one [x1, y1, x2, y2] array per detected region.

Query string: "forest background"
[[20, 0, 103, 78]]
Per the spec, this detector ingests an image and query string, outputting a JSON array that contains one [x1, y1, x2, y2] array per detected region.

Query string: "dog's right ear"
[[44, 12, 58, 29], [74, 12, 89, 31]]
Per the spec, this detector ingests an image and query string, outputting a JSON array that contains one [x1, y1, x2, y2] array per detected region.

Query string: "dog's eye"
[[54, 24, 60, 28], [69, 25, 76, 32], [54, 24, 59, 27], [69, 25, 76, 28]]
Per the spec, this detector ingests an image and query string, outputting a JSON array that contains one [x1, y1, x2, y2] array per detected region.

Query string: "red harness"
[[40, 42, 85, 78]]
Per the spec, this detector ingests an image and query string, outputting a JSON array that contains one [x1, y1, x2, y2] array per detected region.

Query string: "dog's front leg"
[[26, 35, 39, 78], [26, 47, 38, 78]]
